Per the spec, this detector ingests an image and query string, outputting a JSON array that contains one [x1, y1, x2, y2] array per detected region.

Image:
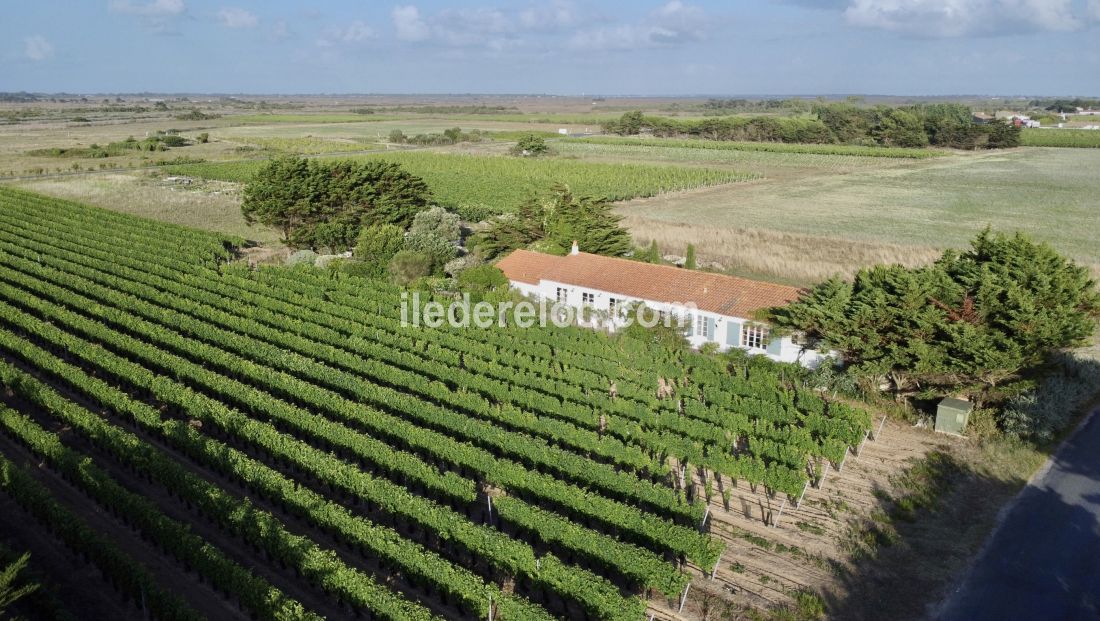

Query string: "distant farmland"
[[164, 151, 757, 215]]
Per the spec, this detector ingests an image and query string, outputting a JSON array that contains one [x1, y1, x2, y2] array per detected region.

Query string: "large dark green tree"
[[241, 156, 431, 251], [769, 231, 1099, 401], [474, 185, 632, 259]]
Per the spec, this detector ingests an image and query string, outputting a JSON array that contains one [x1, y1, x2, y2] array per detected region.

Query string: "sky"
[[2, 0, 1099, 96]]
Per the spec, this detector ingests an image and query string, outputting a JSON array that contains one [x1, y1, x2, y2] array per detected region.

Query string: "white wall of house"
[[510, 278, 829, 367]]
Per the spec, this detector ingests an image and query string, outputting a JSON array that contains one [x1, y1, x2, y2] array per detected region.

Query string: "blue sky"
[[3, 1, 1099, 95]]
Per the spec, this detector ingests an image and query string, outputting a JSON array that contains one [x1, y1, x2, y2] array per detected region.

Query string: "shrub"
[[455, 203, 496, 223], [409, 206, 461, 242], [285, 249, 318, 266], [999, 353, 1100, 443], [388, 250, 433, 285], [405, 232, 457, 272], [354, 224, 405, 276], [510, 134, 550, 157]]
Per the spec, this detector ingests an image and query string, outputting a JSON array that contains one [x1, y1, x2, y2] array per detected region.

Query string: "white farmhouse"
[[496, 244, 830, 367]]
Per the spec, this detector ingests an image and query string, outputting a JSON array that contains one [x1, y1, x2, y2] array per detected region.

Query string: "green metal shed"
[[935, 397, 973, 435]]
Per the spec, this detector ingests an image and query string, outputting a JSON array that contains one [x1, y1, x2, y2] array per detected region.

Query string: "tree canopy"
[[602, 103, 1020, 150], [241, 156, 431, 251], [768, 230, 1099, 401], [473, 185, 632, 260]]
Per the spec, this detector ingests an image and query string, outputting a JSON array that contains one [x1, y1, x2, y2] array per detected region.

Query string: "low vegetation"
[[576, 136, 945, 158], [165, 151, 756, 217], [1020, 128, 1100, 148]]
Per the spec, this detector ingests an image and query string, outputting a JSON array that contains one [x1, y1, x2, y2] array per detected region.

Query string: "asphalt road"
[[937, 410, 1100, 620]]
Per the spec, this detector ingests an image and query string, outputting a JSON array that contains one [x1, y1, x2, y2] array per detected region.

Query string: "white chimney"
[[570, 240, 579, 255]]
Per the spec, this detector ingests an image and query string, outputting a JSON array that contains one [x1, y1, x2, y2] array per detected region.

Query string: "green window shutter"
[[726, 322, 741, 346]]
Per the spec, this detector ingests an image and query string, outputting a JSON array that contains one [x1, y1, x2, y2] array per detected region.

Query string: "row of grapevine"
[[0, 451, 204, 621], [0, 343, 557, 620], [0, 301, 661, 618]]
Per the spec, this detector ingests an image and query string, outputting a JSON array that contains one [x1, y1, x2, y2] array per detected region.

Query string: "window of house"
[[695, 314, 711, 339], [608, 297, 619, 316], [555, 287, 567, 304], [741, 324, 769, 350], [582, 292, 595, 307]]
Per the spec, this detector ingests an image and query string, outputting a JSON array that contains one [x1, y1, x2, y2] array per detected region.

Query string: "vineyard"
[[573, 136, 946, 158], [163, 151, 756, 215], [1020, 128, 1100, 148], [0, 185, 874, 620]]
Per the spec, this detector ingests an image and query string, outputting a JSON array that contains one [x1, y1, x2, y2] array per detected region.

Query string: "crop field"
[[0, 186, 885, 620], [1020, 128, 1100, 148], [573, 136, 947, 159], [164, 151, 757, 215], [224, 136, 384, 154]]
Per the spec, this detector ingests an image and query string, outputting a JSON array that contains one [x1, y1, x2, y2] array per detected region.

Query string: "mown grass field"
[[616, 147, 1100, 281], [164, 151, 757, 215]]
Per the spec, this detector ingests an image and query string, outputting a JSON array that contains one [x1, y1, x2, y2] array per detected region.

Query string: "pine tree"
[[685, 244, 696, 269]]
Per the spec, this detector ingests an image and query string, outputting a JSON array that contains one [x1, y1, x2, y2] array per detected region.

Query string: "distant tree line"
[[603, 102, 1020, 150], [388, 127, 486, 146], [1029, 98, 1100, 113]]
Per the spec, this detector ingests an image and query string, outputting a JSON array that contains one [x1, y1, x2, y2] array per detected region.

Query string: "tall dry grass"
[[623, 214, 942, 285]]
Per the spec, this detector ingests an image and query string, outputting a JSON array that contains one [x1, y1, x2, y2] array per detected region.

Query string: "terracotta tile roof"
[[495, 249, 805, 319]]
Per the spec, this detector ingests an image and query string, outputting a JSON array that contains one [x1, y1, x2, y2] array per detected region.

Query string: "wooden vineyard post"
[[794, 480, 809, 508], [699, 505, 711, 532], [487, 595, 493, 621], [710, 549, 724, 580], [770, 499, 788, 528], [855, 430, 871, 458], [874, 415, 887, 440], [816, 462, 831, 489], [678, 583, 691, 613], [836, 447, 850, 473], [486, 495, 493, 526]]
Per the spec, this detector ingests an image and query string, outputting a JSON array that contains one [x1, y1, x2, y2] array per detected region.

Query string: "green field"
[[164, 151, 757, 214], [0, 186, 876, 620], [228, 113, 403, 124], [1021, 128, 1100, 148], [573, 136, 947, 158], [619, 147, 1100, 271]]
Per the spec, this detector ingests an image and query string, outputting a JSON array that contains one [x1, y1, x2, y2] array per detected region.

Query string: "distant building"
[[496, 244, 830, 367]]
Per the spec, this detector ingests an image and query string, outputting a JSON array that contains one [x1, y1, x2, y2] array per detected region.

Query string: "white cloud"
[[108, 0, 184, 16], [393, 5, 430, 41], [217, 7, 258, 29], [24, 35, 54, 61], [569, 1, 706, 50], [316, 20, 375, 47], [1088, 0, 1100, 20], [844, 0, 1083, 37], [270, 19, 290, 40], [518, 1, 577, 30], [109, 0, 185, 34], [391, 2, 582, 50]]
